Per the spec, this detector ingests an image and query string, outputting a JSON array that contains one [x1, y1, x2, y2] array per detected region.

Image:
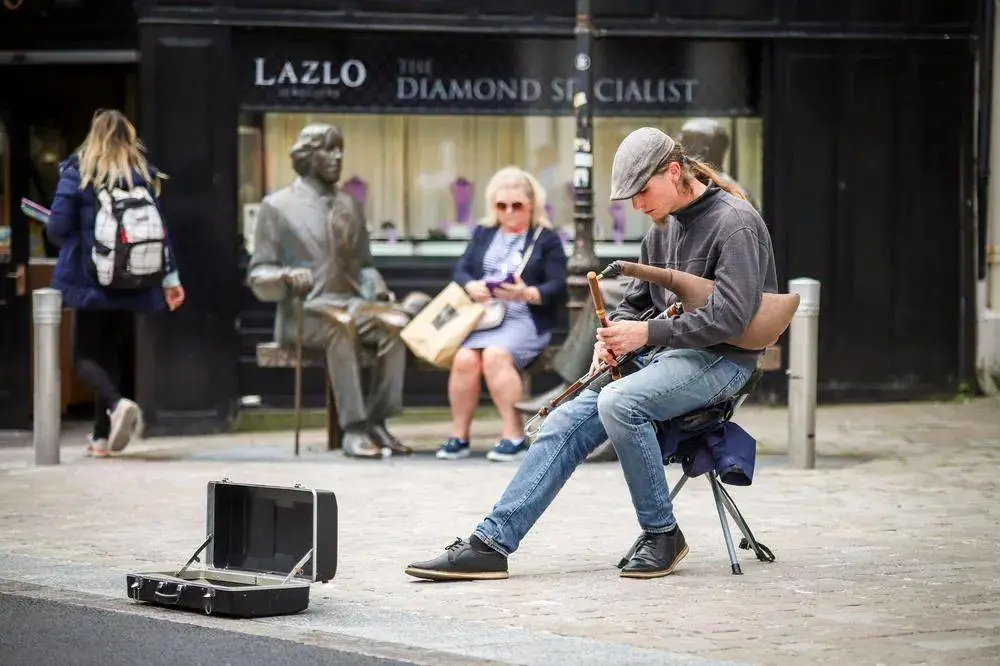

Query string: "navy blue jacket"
[[657, 399, 758, 486], [46, 154, 179, 312], [453, 224, 568, 336]]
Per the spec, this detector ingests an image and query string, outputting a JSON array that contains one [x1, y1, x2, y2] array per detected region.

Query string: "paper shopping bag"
[[400, 282, 485, 368]]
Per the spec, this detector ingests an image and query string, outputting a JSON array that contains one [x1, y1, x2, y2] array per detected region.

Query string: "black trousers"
[[72, 309, 135, 439]]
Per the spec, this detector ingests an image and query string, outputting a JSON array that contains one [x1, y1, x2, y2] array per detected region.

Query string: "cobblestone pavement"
[[0, 397, 998, 665]]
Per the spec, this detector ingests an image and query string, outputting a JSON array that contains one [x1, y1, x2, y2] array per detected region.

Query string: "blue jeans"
[[474, 347, 752, 556]]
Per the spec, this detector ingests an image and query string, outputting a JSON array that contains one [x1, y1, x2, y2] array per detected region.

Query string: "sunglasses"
[[495, 201, 528, 213]]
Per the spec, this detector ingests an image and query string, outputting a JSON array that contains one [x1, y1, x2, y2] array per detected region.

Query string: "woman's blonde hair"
[[77, 109, 159, 192], [478, 166, 552, 229]]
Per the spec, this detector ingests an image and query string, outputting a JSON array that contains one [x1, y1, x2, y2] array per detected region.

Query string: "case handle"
[[154, 582, 183, 605]]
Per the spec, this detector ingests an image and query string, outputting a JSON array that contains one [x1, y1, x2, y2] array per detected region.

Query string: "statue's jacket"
[[247, 177, 389, 346]]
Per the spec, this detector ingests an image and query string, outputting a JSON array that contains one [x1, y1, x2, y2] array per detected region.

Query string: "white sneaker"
[[485, 438, 529, 462], [435, 437, 471, 460], [85, 434, 110, 458], [107, 398, 143, 452]]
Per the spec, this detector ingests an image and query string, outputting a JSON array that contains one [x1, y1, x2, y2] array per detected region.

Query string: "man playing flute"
[[405, 127, 778, 580]]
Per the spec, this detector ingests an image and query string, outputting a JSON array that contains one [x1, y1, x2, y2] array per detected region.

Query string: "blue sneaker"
[[436, 437, 470, 460], [486, 438, 529, 462]]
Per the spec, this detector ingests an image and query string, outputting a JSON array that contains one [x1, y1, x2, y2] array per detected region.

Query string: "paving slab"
[[0, 397, 998, 665]]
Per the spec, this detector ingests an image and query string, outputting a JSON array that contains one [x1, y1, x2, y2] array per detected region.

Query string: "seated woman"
[[436, 166, 568, 462]]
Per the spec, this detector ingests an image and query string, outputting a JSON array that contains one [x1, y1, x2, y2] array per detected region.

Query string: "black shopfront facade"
[[122, 0, 982, 437]]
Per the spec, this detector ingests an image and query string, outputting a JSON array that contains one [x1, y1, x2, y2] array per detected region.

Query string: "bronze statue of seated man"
[[247, 123, 421, 458]]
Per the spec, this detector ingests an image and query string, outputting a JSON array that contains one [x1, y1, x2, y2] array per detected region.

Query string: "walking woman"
[[46, 109, 185, 457]]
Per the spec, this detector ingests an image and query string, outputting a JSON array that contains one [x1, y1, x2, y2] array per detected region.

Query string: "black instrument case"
[[126, 479, 337, 617]]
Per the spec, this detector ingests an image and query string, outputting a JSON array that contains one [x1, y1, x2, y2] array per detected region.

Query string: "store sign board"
[[239, 34, 758, 116]]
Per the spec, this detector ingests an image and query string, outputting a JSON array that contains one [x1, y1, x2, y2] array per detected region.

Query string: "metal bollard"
[[32, 288, 62, 466], [787, 278, 820, 469]]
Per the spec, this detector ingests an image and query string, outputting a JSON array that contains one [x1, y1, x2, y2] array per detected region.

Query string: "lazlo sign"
[[242, 36, 756, 115]]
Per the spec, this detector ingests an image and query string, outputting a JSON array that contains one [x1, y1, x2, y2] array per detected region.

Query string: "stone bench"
[[257, 338, 559, 453]]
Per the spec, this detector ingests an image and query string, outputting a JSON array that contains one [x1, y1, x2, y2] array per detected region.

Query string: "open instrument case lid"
[[198, 478, 338, 583]]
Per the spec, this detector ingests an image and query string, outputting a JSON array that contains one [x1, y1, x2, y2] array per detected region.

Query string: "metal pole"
[[787, 278, 820, 469], [32, 288, 62, 465], [566, 0, 599, 326]]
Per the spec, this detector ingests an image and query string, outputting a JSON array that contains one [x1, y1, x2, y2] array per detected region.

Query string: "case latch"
[[202, 587, 217, 616]]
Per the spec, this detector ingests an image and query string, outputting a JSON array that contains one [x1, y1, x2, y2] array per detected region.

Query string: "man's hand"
[[464, 280, 490, 303], [164, 285, 185, 311], [283, 267, 314, 296], [589, 340, 617, 373], [596, 321, 649, 358]]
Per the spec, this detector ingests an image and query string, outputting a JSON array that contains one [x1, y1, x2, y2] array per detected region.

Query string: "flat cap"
[[609, 127, 676, 201]]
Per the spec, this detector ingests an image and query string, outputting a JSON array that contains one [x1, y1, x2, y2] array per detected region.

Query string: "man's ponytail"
[[658, 142, 748, 201], [687, 159, 747, 201]]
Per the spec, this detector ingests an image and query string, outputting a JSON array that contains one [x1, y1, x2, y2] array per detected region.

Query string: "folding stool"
[[617, 369, 776, 575]]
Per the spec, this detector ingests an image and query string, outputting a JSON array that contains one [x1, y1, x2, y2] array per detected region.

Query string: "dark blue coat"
[[452, 224, 568, 336], [657, 398, 758, 486], [46, 154, 179, 312]]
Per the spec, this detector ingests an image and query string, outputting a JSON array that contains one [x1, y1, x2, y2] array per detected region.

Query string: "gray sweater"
[[609, 183, 778, 370]]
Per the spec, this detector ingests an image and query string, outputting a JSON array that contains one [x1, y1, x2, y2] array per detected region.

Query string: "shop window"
[[236, 111, 763, 248], [237, 118, 264, 255], [27, 122, 66, 259]]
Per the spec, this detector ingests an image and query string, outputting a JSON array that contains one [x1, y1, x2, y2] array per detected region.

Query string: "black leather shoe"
[[368, 422, 412, 456], [619, 527, 689, 579], [405, 537, 509, 581], [342, 427, 383, 459], [514, 382, 569, 415]]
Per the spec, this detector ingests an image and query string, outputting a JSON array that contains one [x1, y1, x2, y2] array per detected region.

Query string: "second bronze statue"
[[599, 260, 799, 351]]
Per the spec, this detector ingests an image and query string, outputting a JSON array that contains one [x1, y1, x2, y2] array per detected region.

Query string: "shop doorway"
[[0, 64, 138, 430]]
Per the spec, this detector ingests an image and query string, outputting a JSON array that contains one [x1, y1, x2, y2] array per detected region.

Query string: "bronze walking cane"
[[294, 295, 304, 457]]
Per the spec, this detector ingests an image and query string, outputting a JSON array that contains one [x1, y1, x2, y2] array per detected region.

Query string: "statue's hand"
[[283, 267, 314, 296]]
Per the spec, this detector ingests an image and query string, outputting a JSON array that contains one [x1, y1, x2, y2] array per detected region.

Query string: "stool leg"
[[708, 472, 742, 575], [718, 484, 775, 563], [668, 473, 690, 501]]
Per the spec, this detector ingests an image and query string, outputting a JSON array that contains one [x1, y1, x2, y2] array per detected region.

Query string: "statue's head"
[[677, 118, 730, 169], [290, 123, 344, 185]]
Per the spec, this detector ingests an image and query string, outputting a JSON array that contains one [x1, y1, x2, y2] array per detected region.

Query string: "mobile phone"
[[21, 198, 51, 225], [485, 273, 516, 295]]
